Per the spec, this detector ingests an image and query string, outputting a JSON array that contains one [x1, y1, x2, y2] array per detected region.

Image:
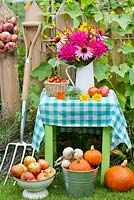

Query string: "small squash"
[[104, 160, 134, 192], [68, 158, 92, 171], [84, 145, 102, 166]]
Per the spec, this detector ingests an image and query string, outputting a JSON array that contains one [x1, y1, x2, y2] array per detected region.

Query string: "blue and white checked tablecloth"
[[32, 88, 131, 151]]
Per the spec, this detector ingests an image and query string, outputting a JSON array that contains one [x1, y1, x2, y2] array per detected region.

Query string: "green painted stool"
[[44, 125, 111, 185]]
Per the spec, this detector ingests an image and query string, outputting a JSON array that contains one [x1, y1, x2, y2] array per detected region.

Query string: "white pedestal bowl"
[[13, 167, 56, 199]]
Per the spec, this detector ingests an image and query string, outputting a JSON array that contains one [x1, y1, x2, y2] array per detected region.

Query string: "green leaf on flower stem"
[[118, 44, 134, 54], [111, 63, 129, 78], [125, 85, 134, 108], [32, 62, 52, 81], [73, 18, 80, 28], [129, 66, 134, 85], [48, 57, 58, 68], [94, 62, 111, 82], [94, 11, 103, 22], [48, 57, 66, 68], [118, 14, 131, 30]]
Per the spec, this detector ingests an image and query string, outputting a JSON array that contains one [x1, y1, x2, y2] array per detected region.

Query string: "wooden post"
[[0, 52, 20, 119]]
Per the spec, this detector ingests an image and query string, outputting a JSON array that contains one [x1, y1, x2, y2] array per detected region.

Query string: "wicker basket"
[[44, 80, 69, 97]]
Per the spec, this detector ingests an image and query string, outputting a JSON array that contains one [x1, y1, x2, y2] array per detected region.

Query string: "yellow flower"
[[110, 10, 116, 15], [90, 28, 95, 33], [92, 93, 102, 101], [43, 34, 48, 39], [82, 22, 87, 27], [80, 93, 90, 102], [51, 21, 56, 27], [66, 0, 73, 3], [79, 22, 88, 32]]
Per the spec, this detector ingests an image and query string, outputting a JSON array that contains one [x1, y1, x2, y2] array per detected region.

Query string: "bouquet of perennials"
[[54, 22, 109, 68]]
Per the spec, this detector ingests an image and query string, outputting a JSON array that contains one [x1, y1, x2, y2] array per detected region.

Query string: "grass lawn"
[[0, 169, 134, 200]]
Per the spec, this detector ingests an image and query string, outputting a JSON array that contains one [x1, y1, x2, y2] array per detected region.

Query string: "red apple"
[[99, 86, 109, 97], [27, 162, 41, 176], [45, 168, 54, 178], [23, 156, 36, 167], [88, 86, 99, 96], [37, 159, 49, 170], [20, 171, 35, 181], [10, 163, 27, 178], [36, 172, 48, 181]]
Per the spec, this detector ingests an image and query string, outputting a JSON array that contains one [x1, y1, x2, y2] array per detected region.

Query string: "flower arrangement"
[[54, 22, 109, 68]]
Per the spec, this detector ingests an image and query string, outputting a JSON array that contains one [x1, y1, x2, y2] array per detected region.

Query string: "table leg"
[[101, 127, 111, 185], [44, 125, 56, 167]]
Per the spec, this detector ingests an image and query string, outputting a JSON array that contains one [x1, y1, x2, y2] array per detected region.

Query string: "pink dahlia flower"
[[70, 30, 88, 47], [89, 39, 107, 57], [59, 43, 76, 61]]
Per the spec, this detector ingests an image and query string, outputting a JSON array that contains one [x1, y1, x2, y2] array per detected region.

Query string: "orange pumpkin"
[[68, 158, 92, 171], [104, 160, 134, 192], [84, 145, 102, 166]]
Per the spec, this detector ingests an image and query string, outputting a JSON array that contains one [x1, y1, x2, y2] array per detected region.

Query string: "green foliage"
[[17, 45, 25, 89], [32, 61, 53, 81], [28, 85, 41, 108], [94, 61, 111, 82], [61, 2, 83, 19]]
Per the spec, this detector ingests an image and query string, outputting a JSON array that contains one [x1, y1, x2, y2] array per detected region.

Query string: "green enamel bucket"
[[62, 167, 98, 198]]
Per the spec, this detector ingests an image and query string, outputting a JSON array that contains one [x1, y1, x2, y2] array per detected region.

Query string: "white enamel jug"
[[66, 62, 95, 93]]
